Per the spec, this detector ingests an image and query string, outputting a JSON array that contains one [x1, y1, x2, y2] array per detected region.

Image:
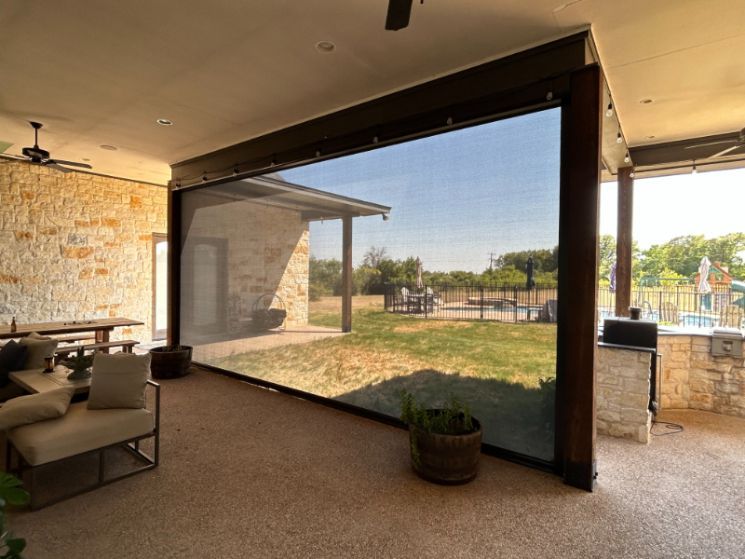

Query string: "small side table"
[[9, 366, 91, 395]]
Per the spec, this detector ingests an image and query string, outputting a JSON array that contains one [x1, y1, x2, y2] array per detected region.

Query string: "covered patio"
[[2, 1, 745, 557], [8, 369, 745, 558]]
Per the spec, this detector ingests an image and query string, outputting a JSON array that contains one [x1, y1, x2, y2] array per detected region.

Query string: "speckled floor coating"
[[8, 370, 745, 559]]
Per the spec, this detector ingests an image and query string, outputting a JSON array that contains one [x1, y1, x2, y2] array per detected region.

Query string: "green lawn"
[[215, 305, 558, 460]]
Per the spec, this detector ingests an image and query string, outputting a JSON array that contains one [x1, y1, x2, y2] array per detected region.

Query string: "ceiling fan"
[[684, 127, 745, 159], [8, 121, 92, 173]]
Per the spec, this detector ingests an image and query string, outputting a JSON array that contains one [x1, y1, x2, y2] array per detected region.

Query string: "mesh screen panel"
[[180, 108, 561, 461]]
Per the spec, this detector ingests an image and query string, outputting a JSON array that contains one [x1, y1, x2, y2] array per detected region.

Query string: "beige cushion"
[[19, 334, 58, 369], [0, 387, 74, 431], [88, 352, 151, 410], [27, 332, 50, 340], [8, 402, 154, 466]]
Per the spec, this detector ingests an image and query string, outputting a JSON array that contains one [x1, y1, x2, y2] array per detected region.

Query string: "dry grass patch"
[[393, 320, 471, 333]]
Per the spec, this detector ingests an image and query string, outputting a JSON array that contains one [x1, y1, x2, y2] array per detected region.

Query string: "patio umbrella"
[[609, 262, 617, 293], [415, 257, 423, 290], [698, 256, 712, 311], [526, 257, 536, 290], [698, 256, 712, 293]]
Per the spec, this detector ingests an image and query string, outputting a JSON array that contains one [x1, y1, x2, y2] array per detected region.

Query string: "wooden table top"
[[0, 317, 143, 339]]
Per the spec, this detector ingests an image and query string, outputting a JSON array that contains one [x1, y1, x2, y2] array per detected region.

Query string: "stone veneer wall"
[[0, 159, 167, 343], [182, 192, 309, 331], [658, 334, 745, 418], [596, 345, 653, 443]]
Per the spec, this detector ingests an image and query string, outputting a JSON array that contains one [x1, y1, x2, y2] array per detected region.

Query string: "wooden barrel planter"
[[149, 345, 193, 379], [409, 415, 482, 484]]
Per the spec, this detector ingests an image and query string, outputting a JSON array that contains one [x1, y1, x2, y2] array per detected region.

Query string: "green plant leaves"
[[0, 472, 28, 559]]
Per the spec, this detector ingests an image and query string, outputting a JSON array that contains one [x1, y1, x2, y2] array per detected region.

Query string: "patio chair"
[[400, 287, 420, 313], [425, 287, 442, 308], [659, 302, 679, 325], [719, 305, 744, 329]]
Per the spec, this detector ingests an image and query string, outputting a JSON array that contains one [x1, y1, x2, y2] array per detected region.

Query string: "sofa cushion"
[[8, 402, 154, 466], [0, 387, 74, 431], [88, 352, 151, 410], [19, 334, 58, 369], [0, 340, 28, 386]]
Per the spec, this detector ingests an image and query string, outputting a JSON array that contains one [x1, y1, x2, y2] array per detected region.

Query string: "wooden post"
[[615, 167, 634, 317], [167, 187, 181, 345], [342, 216, 353, 333], [556, 64, 602, 491]]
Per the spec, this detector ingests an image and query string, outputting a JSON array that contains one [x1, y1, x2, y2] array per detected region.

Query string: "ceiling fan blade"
[[0, 153, 30, 161], [684, 139, 736, 149], [385, 0, 413, 30], [51, 159, 92, 169], [45, 162, 72, 173], [709, 144, 742, 158]]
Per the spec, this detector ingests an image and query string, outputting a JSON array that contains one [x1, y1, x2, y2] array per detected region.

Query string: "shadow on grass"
[[335, 368, 556, 462]]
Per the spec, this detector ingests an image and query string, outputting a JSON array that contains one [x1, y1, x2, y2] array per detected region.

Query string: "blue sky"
[[281, 108, 562, 272], [600, 167, 745, 249]]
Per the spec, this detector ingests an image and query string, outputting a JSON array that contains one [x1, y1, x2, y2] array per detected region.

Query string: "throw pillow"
[[19, 334, 58, 369], [0, 386, 75, 431], [0, 340, 29, 387], [87, 352, 151, 410]]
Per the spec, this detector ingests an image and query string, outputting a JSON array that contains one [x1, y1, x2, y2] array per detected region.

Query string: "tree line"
[[599, 233, 745, 286], [309, 246, 559, 300], [309, 233, 745, 299]]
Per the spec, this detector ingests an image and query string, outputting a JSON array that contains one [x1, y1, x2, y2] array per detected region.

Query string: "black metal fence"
[[597, 285, 744, 328], [384, 284, 558, 323], [385, 283, 745, 328]]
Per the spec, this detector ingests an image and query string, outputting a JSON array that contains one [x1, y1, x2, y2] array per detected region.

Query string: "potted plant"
[[400, 392, 482, 484], [61, 348, 94, 380], [149, 345, 192, 379], [0, 471, 29, 557]]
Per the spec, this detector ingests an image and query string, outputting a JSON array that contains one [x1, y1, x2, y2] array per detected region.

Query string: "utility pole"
[[488, 252, 497, 271]]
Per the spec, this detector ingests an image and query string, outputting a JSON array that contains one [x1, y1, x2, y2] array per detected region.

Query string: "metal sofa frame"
[[5, 380, 160, 510]]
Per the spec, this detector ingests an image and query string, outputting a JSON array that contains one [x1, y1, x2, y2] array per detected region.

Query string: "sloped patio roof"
[[202, 174, 391, 222]]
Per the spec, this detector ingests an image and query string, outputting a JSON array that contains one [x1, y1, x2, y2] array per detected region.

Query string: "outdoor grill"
[[602, 318, 659, 413]]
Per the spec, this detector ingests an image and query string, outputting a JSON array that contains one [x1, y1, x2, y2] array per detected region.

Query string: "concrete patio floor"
[[8, 369, 745, 558]]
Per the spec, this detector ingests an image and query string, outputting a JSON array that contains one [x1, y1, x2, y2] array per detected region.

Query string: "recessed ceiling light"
[[156, 118, 173, 126], [640, 98, 653, 104], [646, 135, 656, 139], [100, 144, 117, 151], [315, 41, 335, 53], [82, 158, 91, 162]]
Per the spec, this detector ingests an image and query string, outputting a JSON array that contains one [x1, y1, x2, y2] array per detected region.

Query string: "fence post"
[[424, 284, 428, 318], [479, 285, 484, 320]]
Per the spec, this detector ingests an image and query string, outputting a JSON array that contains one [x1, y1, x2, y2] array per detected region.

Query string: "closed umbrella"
[[698, 256, 712, 311], [415, 257, 423, 290], [526, 257, 536, 290], [698, 257, 711, 293]]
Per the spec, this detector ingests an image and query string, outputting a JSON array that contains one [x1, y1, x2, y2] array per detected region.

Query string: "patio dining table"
[[0, 317, 143, 343]]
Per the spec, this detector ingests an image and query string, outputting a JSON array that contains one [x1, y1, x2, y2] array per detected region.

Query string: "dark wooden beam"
[[615, 167, 634, 317], [556, 64, 602, 491], [167, 187, 181, 345], [171, 33, 589, 186], [629, 130, 742, 167], [341, 216, 353, 333]]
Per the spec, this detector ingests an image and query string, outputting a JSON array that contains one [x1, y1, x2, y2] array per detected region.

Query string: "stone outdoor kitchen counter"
[[597, 330, 745, 444]]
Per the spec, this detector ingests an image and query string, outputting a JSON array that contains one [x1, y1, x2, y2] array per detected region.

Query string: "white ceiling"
[[1, 0, 744, 185]]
